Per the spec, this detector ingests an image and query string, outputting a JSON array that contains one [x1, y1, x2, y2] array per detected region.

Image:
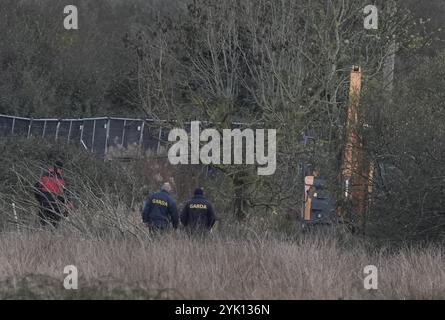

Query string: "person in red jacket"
[[34, 161, 72, 227]]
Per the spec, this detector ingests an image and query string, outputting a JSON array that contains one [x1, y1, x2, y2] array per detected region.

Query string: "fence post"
[[27, 119, 33, 139], [157, 126, 162, 155], [55, 120, 61, 140], [67, 120, 73, 142], [91, 119, 96, 152], [139, 120, 145, 157], [105, 118, 110, 157], [12, 202, 19, 232], [121, 119, 127, 147], [42, 120, 47, 138], [80, 121, 87, 150], [11, 117, 15, 135]]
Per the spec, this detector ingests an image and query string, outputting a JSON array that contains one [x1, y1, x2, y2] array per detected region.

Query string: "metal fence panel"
[[93, 119, 107, 155], [30, 120, 44, 137], [108, 119, 125, 147], [158, 125, 170, 153], [43, 120, 58, 139], [123, 120, 142, 148], [81, 120, 95, 150], [0, 114, 248, 158], [57, 120, 71, 141], [142, 122, 160, 151], [13, 118, 30, 137], [0, 117, 13, 136], [69, 120, 83, 145]]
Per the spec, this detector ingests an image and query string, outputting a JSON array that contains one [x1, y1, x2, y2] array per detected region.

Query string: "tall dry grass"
[[0, 158, 443, 299], [0, 227, 443, 299]]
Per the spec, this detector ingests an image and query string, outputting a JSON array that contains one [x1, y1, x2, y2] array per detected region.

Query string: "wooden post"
[[303, 176, 315, 221], [341, 66, 367, 227]]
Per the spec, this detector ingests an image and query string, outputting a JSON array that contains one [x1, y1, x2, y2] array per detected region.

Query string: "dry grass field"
[[0, 157, 443, 300], [0, 226, 443, 300]]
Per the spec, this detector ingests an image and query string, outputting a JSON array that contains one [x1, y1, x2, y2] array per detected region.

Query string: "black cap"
[[194, 187, 204, 196], [55, 160, 63, 169]]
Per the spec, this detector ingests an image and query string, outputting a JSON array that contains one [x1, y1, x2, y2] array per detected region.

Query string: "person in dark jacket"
[[34, 161, 72, 228], [181, 188, 216, 233], [142, 182, 178, 230]]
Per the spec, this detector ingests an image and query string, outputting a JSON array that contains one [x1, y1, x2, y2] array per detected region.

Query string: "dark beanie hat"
[[194, 187, 204, 196]]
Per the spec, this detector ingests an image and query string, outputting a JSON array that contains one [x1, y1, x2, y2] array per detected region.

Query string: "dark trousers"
[[144, 223, 174, 237], [38, 203, 64, 228]]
